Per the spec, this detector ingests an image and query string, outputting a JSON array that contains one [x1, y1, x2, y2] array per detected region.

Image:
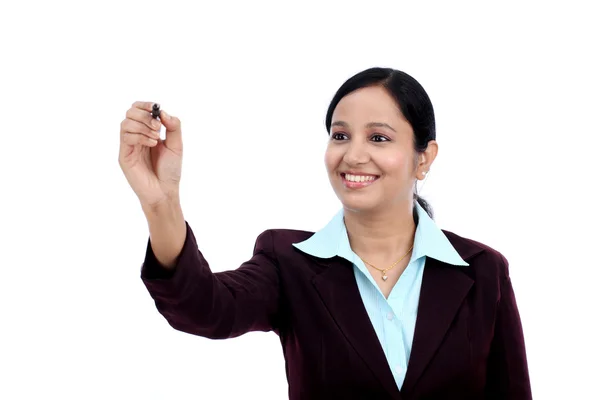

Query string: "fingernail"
[[152, 120, 160, 129], [162, 110, 171, 120]]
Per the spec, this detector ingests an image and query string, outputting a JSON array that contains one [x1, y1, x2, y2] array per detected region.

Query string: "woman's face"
[[325, 85, 418, 213]]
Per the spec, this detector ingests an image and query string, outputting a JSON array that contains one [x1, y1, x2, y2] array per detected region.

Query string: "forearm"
[[142, 197, 186, 270], [140, 218, 281, 338]]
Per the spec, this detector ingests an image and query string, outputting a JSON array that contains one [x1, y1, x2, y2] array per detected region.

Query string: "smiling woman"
[[120, 67, 532, 399], [324, 69, 437, 223]]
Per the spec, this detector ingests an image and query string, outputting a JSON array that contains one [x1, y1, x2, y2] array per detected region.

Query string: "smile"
[[341, 173, 380, 188]]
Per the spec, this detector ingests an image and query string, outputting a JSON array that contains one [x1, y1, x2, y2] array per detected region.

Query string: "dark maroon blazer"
[[141, 221, 532, 399]]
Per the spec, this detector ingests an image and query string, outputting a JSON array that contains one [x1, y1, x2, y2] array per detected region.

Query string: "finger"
[[121, 118, 160, 140], [131, 101, 155, 112], [125, 108, 162, 131], [159, 110, 183, 151], [122, 132, 159, 147]]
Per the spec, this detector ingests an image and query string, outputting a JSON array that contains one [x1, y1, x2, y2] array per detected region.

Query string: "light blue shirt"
[[292, 202, 469, 390]]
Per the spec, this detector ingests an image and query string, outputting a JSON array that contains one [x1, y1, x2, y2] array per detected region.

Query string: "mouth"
[[340, 172, 380, 189]]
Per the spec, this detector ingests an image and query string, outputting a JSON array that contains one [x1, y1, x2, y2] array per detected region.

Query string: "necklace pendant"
[[382, 273, 388, 282]]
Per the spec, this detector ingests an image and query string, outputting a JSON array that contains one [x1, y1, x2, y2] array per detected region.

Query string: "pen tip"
[[151, 103, 161, 118]]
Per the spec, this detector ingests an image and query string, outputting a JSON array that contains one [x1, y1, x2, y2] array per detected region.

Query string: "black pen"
[[152, 103, 161, 119], [152, 103, 163, 139]]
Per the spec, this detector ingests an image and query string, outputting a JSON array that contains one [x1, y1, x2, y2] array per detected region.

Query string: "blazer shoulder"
[[441, 229, 510, 278], [251, 228, 315, 258], [260, 228, 315, 246]]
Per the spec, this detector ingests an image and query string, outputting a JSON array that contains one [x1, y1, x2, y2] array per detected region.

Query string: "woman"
[[119, 67, 532, 399]]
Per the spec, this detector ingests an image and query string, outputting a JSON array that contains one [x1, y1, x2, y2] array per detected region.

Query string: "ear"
[[416, 140, 438, 179], [423, 140, 438, 166]]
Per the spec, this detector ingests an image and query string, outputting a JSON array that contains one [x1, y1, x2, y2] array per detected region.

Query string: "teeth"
[[345, 174, 376, 182]]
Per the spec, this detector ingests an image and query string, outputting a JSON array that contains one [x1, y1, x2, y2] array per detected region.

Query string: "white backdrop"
[[1, 1, 599, 399]]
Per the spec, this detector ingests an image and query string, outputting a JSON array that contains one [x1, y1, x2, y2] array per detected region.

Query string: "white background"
[[1, 1, 599, 398]]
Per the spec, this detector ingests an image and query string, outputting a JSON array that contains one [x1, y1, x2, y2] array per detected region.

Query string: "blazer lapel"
[[311, 256, 402, 399], [400, 256, 474, 396]]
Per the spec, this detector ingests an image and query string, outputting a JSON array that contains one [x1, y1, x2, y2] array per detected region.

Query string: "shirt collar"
[[292, 202, 469, 267]]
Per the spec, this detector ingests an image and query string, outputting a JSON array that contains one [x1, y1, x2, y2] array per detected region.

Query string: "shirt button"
[[386, 312, 394, 320], [395, 365, 403, 375]]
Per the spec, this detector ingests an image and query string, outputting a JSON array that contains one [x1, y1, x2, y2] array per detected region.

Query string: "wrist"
[[142, 195, 182, 219]]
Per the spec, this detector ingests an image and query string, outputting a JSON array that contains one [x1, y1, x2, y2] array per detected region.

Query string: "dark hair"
[[325, 67, 436, 221]]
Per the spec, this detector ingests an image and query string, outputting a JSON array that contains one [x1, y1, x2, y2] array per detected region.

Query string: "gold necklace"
[[360, 245, 414, 281]]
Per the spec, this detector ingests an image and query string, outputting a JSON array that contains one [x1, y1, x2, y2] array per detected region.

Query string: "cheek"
[[378, 153, 411, 175], [324, 148, 342, 173]]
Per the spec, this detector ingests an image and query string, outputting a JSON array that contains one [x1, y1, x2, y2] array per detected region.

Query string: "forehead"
[[332, 86, 405, 123]]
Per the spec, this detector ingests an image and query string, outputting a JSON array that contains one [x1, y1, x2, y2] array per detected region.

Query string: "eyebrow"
[[331, 120, 397, 133]]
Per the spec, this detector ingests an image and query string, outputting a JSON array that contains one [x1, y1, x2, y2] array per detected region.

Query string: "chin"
[[338, 195, 380, 213]]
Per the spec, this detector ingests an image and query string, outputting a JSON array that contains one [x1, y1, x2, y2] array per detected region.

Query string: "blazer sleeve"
[[484, 256, 532, 399], [140, 221, 281, 339]]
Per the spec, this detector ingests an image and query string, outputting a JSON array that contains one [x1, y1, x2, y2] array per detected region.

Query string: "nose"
[[343, 141, 370, 166]]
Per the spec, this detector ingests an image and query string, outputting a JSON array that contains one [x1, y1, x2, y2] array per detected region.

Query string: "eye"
[[331, 132, 348, 140], [371, 134, 390, 142]]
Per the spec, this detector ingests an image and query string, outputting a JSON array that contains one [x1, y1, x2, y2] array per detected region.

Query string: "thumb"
[[160, 110, 183, 151]]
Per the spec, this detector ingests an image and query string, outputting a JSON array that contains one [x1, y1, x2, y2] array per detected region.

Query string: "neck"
[[343, 201, 417, 262]]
